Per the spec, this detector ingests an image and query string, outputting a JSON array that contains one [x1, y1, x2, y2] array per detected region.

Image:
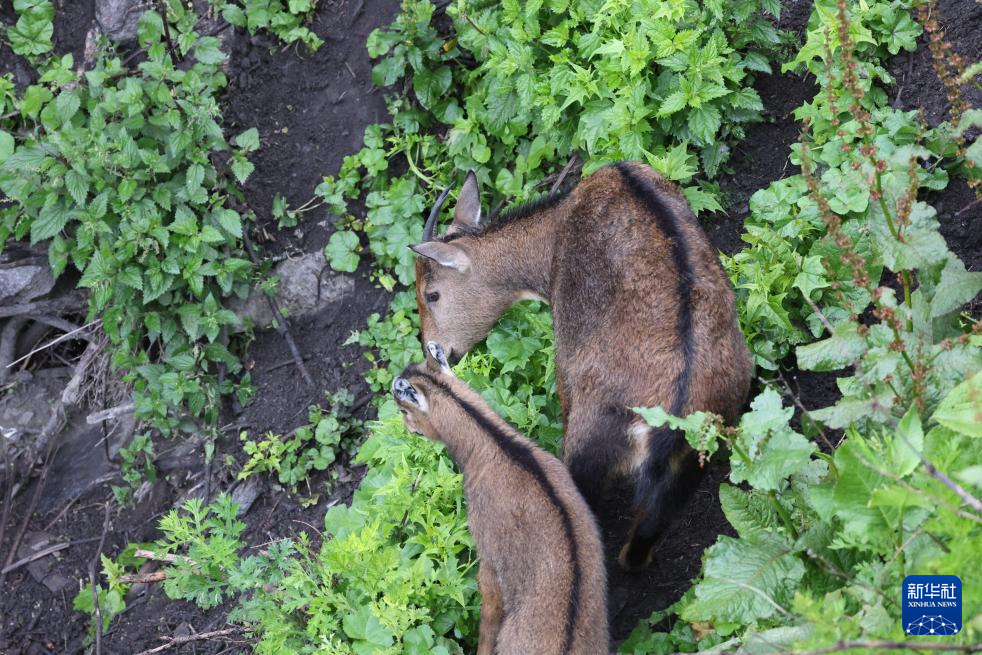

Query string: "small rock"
[[42, 572, 71, 594], [0, 260, 54, 305], [230, 251, 354, 328], [231, 478, 261, 517], [95, 0, 152, 46]]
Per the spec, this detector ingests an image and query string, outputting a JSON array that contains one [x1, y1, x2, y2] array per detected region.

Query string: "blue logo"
[[903, 575, 961, 636]]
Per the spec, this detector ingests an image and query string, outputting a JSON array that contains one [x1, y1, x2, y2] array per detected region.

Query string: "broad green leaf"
[[932, 371, 982, 437], [892, 406, 924, 477], [683, 533, 803, 624], [235, 128, 261, 152], [0, 131, 14, 164], [930, 256, 982, 318], [796, 322, 866, 371], [325, 230, 360, 273]]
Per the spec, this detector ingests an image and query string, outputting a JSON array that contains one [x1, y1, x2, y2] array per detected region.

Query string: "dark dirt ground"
[[1, 0, 980, 653]]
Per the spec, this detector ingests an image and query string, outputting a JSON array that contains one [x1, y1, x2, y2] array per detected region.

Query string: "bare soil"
[[0, 0, 979, 653]]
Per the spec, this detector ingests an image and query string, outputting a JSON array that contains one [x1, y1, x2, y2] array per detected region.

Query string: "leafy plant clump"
[[209, 0, 325, 51], [317, 0, 788, 287], [238, 389, 365, 489], [1, 4, 261, 444]]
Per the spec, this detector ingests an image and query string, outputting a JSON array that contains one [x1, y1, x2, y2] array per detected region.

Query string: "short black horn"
[[423, 185, 453, 242]]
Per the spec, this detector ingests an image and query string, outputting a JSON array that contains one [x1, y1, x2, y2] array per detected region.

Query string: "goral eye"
[[425, 291, 440, 303]]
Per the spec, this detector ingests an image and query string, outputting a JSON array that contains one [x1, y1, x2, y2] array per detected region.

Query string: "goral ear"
[[425, 341, 452, 374], [449, 170, 481, 233], [409, 241, 471, 272]]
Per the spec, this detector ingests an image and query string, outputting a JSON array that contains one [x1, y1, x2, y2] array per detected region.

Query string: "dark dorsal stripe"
[[412, 370, 582, 654], [613, 163, 694, 415]]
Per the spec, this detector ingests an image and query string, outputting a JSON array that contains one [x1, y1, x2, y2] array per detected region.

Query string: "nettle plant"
[[318, 0, 788, 286], [1, 5, 260, 436], [208, 0, 325, 51]]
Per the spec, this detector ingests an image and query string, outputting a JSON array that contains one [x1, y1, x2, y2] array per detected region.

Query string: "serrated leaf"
[[55, 90, 80, 123], [64, 169, 89, 205], [230, 158, 255, 185], [177, 304, 202, 339], [31, 201, 71, 243], [683, 533, 803, 624], [658, 90, 686, 116], [681, 185, 723, 214], [234, 128, 260, 152], [185, 163, 205, 196], [217, 209, 243, 239]]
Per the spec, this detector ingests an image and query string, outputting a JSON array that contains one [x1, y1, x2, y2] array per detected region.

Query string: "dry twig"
[[119, 570, 169, 584], [240, 228, 314, 388], [550, 154, 581, 194], [133, 627, 244, 655], [1, 536, 100, 575]]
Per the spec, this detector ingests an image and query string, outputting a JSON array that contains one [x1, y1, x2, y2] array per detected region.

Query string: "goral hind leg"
[[476, 563, 504, 655]]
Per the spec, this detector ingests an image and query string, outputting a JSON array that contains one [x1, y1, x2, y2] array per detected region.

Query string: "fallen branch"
[[5, 319, 99, 372], [0, 316, 28, 385], [133, 627, 244, 655], [86, 403, 135, 425], [1, 536, 101, 575], [135, 548, 197, 566], [0, 292, 86, 319], [240, 227, 314, 388], [119, 570, 168, 584], [1, 433, 59, 580], [550, 153, 581, 194]]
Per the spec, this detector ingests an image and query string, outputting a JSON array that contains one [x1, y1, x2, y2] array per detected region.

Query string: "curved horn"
[[423, 185, 453, 242]]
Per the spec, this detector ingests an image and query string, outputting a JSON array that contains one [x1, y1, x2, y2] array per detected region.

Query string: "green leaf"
[[732, 388, 816, 490], [186, 163, 205, 196], [64, 169, 89, 205], [657, 90, 686, 117], [412, 66, 451, 109], [235, 128, 260, 152], [55, 90, 80, 123], [217, 209, 243, 239], [325, 230, 360, 273], [231, 158, 255, 185], [933, 371, 982, 437], [792, 255, 829, 300], [0, 131, 14, 164], [687, 105, 721, 144], [683, 533, 804, 624], [31, 201, 71, 243], [796, 322, 866, 371], [930, 256, 982, 318], [892, 406, 924, 477], [342, 606, 394, 648], [177, 304, 202, 340]]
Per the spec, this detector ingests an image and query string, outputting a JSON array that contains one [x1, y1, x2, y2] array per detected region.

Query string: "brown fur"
[[412, 162, 753, 569], [393, 345, 609, 654]]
